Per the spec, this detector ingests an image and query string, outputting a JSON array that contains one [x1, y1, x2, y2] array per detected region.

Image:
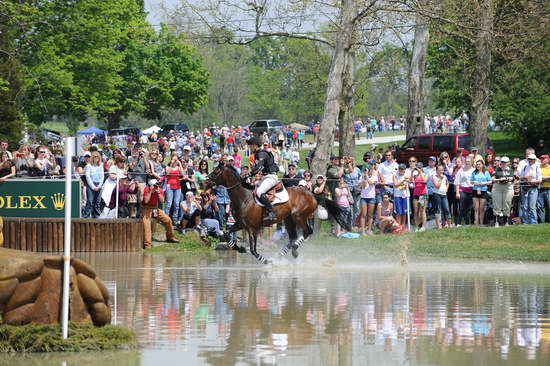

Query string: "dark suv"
[[394, 133, 495, 164], [248, 119, 284, 136]]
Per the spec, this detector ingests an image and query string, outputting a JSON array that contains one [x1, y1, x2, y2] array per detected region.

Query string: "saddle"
[[254, 182, 289, 206]]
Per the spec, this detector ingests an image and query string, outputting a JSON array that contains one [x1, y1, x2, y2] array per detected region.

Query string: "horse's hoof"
[[262, 258, 272, 265], [291, 248, 299, 259], [237, 247, 247, 254]]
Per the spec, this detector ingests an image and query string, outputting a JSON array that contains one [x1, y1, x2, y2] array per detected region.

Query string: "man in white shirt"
[[520, 153, 542, 224], [517, 147, 540, 173], [379, 151, 398, 194]]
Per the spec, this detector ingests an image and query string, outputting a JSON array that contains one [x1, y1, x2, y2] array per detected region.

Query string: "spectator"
[[470, 147, 484, 164], [334, 177, 352, 236], [392, 164, 410, 228], [433, 165, 450, 228], [300, 170, 314, 192], [13, 144, 34, 176], [343, 156, 361, 225], [142, 179, 178, 249], [424, 156, 438, 218], [200, 190, 224, 237], [281, 145, 292, 173], [538, 154, 550, 223], [148, 149, 165, 184], [326, 156, 344, 198], [291, 148, 300, 166], [34, 146, 55, 176], [378, 192, 397, 233], [283, 164, 300, 188], [455, 158, 475, 226], [231, 147, 242, 169], [492, 156, 515, 226], [214, 183, 230, 227], [164, 157, 183, 223], [471, 160, 492, 226], [520, 153, 542, 224], [412, 162, 428, 231], [128, 146, 149, 217], [0, 152, 16, 181], [359, 165, 378, 235], [179, 191, 202, 230], [379, 151, 398, 195], [0, 140, 12, 159], [84, 151, 104, 218], [196, 160, 209, 190]]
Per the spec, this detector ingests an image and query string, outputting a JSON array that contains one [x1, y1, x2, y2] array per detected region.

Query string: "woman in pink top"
[[334, 177, 352, 237], [164, 157, 183, 222], [232, 147, 243, 169], [411, 162, 428, 231]]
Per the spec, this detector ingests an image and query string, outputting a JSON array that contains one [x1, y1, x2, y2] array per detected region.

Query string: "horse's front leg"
[[248, 230, 270, 265], [225, 222, 246, 253], [280, 216, 297, 258]]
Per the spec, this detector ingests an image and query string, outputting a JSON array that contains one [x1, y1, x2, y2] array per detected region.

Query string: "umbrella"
[[142, 125, 162, 135], [77, 126, 105, 135], [288, 123, 308, 130]]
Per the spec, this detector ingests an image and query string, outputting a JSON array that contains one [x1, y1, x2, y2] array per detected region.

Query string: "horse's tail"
[[323, 199, 352, 232]]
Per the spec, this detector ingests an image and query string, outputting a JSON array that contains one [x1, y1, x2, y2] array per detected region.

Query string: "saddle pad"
[[255, 187, 289, 207]]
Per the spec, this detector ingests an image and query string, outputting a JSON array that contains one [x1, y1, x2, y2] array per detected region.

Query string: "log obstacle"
[[0, 218, 144, 252]]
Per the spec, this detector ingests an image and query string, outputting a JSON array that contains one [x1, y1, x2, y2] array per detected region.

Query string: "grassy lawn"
[[316, 224, 550, 262], [488, 131, 526, 158]]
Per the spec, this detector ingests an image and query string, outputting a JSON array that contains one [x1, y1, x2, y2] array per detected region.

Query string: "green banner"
[[0, 179, 80, 218]]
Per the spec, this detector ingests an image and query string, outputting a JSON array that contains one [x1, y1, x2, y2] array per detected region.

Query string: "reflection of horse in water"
[[198, 276, 316, 365], [208, 163, 351, 264]]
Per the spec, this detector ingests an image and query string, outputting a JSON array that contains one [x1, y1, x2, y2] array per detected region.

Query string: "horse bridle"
[[208, 164, 243, 190]]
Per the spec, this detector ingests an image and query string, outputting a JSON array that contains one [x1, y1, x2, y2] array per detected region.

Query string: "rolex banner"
[[0, 179, 81, 218]]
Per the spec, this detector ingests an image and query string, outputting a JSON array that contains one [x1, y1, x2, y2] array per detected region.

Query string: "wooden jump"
[[0, 217, 144, 252]]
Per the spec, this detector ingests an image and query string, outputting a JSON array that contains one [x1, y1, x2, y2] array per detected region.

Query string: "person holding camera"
[[128, 146, 150, 218], [200, 190, 224, 237], [142, 179, 178, 249], [412, 162, 428, 231], [343, 156, 361, 225]]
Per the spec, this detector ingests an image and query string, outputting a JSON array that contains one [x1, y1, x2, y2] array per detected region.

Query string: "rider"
[[249, 137, 280, 221]]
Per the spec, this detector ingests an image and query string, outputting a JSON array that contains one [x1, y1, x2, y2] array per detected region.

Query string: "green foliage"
[[0, 322, 136, 353]]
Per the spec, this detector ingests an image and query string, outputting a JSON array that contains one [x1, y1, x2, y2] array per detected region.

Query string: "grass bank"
[[0, 322, 137, 353], [331, 224, 550, 262], [146, 229, 217, 254]]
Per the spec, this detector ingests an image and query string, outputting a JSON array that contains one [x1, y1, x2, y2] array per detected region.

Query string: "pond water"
[[3, 243, 550, 366]]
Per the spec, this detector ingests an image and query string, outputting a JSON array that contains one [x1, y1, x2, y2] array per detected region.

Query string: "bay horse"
[[207, 163, 351, 264]]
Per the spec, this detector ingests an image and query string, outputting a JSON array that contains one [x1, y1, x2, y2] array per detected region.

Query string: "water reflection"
[[30, 252, 550, 365]]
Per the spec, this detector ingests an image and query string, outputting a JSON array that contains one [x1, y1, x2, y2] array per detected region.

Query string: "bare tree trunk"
[[406, 12, 429, 139], [470, 0, 494, 156], [339, 48, 356, 158], [311, 0, 354, 176]]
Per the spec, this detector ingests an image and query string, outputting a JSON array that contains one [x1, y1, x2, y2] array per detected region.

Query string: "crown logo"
[[51, 193, 65, 211]]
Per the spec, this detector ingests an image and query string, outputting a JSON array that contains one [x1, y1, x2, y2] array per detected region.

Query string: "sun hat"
[[500, 156, 510, 163], [527, 153, 537, 160], [316, 174, 325, 179], [148, 179, 159, 186]]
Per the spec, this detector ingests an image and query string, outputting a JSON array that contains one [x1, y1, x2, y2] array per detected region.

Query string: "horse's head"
[[207, 162, 241, 188]]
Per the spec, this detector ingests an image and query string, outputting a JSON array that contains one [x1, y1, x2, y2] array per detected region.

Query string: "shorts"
[[413, 194, 428, 207], [394, 196, 409, 215], [361, 197, 376, 205], [374, 193, 383, 204], [472, 190, 489, 199]]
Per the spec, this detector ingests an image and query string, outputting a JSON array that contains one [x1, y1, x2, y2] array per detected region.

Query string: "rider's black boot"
[[259, 193, 277, 221]]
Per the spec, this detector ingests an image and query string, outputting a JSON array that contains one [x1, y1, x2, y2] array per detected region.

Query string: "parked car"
[[109, 127, 141, 137], [40, 128, 63, 142], [161, 123, 189, 134], [393, 133, 495, 164], [248, 119, 285, 136]]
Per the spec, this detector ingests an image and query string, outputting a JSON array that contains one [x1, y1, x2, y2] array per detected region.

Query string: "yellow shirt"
[[541, 165, 550, 188]]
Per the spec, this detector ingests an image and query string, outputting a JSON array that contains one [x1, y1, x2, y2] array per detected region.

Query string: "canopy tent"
[[142, 125, 162, 135], [76, 126, 104, 135], [288, 123, 309, 130]]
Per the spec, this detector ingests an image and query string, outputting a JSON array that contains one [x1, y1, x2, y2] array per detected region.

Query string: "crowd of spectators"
[[0, 119, 548, 244]]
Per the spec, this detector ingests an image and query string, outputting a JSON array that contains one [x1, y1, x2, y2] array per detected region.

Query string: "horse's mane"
[[224, 164, 254, 190]]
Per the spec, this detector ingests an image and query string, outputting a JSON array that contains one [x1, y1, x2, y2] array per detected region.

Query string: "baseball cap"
[[500, 156, 510, 163], [83, 151, 91, 157], [540, 154, 550, 160], [149, 179, 159, 186], [330, 155, 340, 160], [316, 174, 325, 180], [183, 146, 191, 151], [227, 156, 234, 161], [527, 153, 537, 160], [398, 163, 407, 169], [471, 146, 479, 151], [428, 156, 437, 161]]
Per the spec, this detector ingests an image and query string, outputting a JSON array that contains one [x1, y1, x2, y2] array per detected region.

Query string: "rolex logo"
[[51, 193, 65, 211]]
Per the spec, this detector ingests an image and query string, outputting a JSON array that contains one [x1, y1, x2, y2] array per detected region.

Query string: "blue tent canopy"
[[77, 126, 105, 135]]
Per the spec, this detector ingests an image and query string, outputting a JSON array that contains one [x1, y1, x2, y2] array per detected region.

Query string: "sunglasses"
[[39, 151, 46, 153], [409, 160, 416, 163]]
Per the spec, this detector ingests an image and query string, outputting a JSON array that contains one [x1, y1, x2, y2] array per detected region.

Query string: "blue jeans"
[[537, 189, 550, 223], [164, 188, 181, 221], [521, 187, 539, 224], [217, 203, 227, 228], [433, 193, 450, 224], [84, 184, 102, 218]]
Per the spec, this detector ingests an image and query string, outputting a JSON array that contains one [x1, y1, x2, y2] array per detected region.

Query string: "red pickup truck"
[[393, 133, 495, 164]]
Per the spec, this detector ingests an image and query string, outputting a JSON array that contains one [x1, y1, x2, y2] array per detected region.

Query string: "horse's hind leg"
[[248, 230, 270, 265], [280, 216, 298, 258]]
